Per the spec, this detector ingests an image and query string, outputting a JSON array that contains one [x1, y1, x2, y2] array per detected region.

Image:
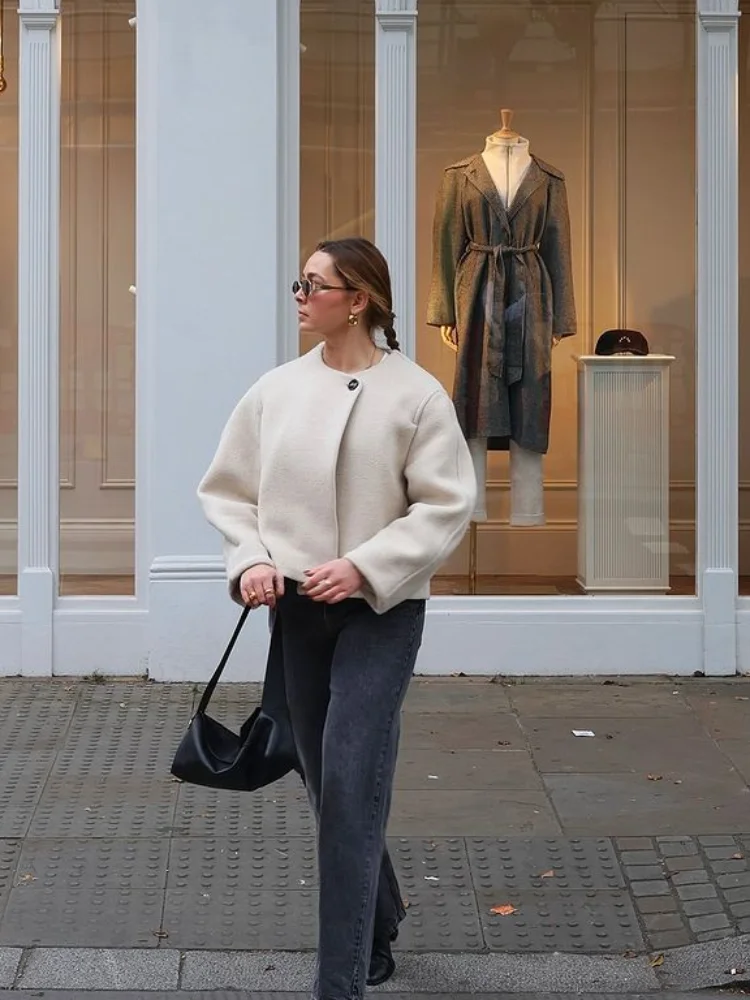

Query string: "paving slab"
[[16, 947, 180, 990], [507, 681, 693, 718], [656, 932, 750, 989], [404, 678, 514, 714], [394, 749, 543, 791], [0, 950, 20, 989], [181, 950, 661, 993], [400, 712, 525, 751], [543, 772, 750, 835], [388, 790, 561, 837], [523, 716, 731, 775]]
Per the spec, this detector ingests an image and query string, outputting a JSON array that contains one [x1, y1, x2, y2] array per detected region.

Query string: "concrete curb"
[[0, 938, 747, 993]]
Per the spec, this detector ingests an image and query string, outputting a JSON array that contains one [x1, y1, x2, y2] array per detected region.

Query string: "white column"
[[137, 0, 292, 680], [17, 0, 60, 677], [696, 0, 740, 675], [375, 0, 417, 358]]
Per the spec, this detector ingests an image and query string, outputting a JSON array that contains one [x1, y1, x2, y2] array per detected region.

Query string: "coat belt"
[[466, 241, 541, 385]]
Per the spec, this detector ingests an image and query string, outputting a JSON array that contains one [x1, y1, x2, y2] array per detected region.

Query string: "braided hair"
[[316, 237, 402, 351]]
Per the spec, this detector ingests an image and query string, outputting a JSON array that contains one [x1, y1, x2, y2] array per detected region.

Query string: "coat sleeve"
[[197, 385, 274, 603], [540, 176, 577, 340], [426, 169, 467, 328], [343, 390, 477, 614]]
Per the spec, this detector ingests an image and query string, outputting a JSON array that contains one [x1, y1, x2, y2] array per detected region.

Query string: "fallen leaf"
[[16, 873, 36, 885], [497, 740, 511, 747], [623, 949, 638, 959], [540, 870, 555, 879], [650, 954, 665, 968], [490, 903, 517, 916], [732, 853, 745, 860], [647, 774, 663, 781], [152, 930, 169, 940]]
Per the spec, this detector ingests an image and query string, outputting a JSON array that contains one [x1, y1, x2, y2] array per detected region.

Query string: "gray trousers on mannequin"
[[468, 438, 545, 525]]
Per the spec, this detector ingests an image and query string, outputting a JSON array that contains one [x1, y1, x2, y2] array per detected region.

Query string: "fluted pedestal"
[[577, 355, 675, 593]]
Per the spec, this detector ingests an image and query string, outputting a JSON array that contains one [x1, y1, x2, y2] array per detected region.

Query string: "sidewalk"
[[0, 673, 748, 995]]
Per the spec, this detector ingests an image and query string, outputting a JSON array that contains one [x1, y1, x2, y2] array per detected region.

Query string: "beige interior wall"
[[299, 1, 375, 359], [58, 1, 135, 577]]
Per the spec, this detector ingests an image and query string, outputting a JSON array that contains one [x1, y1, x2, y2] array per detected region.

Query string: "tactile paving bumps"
[[167, 837, 318, 891], [13, 838, 169, 890], [28, 775, 179, 838], [0, 837, 169, 948], [57, 683, 195, 779], [397, 888, 484, 952], [476, 888, 644, 953], [162, 887, 319, 950], [0, 751, 58, 838], [173, 777, 315, 839], [0, 883, 164, 948], [388, 838, 473, 892], [467, 837, 625, 891], [0, 839, 21, 918]]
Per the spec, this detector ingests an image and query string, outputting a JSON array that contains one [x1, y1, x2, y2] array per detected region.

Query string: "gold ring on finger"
[[263, 588, 274, 597], [248, 590, 258, 600]]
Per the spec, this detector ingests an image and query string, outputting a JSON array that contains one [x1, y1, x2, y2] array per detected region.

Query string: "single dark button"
[[347, 378, 359, 390]]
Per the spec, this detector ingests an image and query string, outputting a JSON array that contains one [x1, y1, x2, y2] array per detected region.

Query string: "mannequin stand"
[[468, 522, 478, 595]]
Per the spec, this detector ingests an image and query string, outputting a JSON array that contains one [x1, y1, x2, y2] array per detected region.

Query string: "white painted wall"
[[137, 0, 292, 681]]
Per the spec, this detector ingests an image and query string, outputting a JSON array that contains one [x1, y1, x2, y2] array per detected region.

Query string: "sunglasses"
[[292, 279, 354, 298]]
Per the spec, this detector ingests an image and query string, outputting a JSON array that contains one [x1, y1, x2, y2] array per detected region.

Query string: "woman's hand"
[[302, 558, 363, 604], [239, 564, 285, 609]]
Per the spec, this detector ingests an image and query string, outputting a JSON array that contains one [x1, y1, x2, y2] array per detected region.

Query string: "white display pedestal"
[[577, 355, 675, 593]]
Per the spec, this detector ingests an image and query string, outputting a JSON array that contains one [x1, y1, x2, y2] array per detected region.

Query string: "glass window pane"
[[417, 0, 696, 596], [0, 0, 18, 596], [299, 0, 374, 358], [59, 0, 135, 596]]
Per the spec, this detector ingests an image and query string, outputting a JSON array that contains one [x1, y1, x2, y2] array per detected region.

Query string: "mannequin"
[[429, 108, 576, 527]]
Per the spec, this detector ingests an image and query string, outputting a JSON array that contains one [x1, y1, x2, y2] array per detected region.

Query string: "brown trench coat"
[[426, 153, 577, 454]]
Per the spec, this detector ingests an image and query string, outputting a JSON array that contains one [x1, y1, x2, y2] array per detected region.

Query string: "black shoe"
[[367, 928, 398, 987]]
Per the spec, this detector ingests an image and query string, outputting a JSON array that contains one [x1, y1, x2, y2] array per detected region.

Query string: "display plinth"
[[577, 355, 675, 593]]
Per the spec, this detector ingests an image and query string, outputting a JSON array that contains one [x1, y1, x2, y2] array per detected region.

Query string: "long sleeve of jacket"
[[540, 176, 577, 340], [426, 170, 467, 328], [197, 385, 273, 601], [344, 390, 477, 613]]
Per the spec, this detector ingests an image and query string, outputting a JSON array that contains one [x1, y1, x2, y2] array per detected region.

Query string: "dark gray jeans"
[[276, 580, 426, 1000]]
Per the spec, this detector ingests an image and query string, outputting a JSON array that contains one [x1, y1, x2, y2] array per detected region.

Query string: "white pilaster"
[[17, 0, 60, 677], [696, 0, 740, 675], [137, 0, 291, 680], [375, 0, 417, 358]]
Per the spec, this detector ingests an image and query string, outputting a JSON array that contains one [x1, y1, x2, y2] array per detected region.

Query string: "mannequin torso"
[[481, 134, 532, 210]]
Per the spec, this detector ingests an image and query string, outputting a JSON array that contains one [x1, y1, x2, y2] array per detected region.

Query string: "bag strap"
[[196, 605, 250, 715]]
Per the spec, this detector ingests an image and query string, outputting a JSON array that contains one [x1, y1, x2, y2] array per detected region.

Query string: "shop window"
[[299, 0, 375, 358], [0, 0, 18, 595], [417, 0, 696, 596], [59, 0, 135, 595]]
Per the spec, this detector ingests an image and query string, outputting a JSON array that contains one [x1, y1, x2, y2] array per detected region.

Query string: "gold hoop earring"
[[348, 313, 359, 327]]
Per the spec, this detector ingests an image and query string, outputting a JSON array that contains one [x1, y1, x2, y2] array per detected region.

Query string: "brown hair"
[[315, 237, 400, 350]]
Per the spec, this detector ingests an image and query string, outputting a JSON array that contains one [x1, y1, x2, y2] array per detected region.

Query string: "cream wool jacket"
[[198, 343, 477, 614]]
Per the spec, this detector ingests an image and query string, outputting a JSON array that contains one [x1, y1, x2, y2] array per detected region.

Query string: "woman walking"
[[198, 237, 476, 999]]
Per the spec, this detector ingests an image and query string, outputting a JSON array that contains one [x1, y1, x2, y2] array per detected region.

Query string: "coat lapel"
[[464, 155, 510, 233], [507, 158, 547, 222]]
